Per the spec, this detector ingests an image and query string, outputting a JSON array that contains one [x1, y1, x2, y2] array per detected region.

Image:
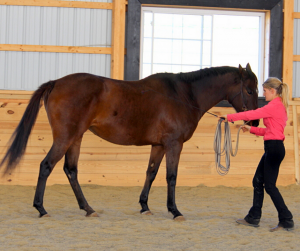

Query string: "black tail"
[[0, 81, 55, 175]]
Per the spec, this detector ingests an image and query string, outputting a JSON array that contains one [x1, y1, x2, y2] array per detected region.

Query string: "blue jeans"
[[245, 140, 293, 227]]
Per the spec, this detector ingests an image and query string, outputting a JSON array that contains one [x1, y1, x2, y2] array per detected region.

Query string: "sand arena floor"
[[0, 184, 299, 250]]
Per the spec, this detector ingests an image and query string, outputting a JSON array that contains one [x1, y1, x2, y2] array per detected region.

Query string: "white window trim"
[[140, 6, 267, 95]]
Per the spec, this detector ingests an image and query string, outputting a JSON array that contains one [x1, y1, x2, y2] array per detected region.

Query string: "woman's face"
[[263, 87, 277, 101]]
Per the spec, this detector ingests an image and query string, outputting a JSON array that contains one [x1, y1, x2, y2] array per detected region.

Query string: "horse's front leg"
[[165, 141, 185, 221], [139, 145, 165, 215]]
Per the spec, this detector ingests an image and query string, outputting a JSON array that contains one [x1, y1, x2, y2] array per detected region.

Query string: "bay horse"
[[0, 63, 259, 220]]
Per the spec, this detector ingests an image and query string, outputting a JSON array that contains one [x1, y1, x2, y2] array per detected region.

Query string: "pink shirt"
[[227, 97, 287, 141]]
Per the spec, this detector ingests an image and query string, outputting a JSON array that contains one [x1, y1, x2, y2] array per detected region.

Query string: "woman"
[[220, 77, 294, 232]]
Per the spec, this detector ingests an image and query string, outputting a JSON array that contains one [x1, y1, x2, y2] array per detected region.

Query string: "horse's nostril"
[[253, 120, 259, 127]]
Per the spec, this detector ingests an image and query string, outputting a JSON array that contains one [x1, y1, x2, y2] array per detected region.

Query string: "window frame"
[[125, 0, 283, 107], [140, 6, 266, 93]]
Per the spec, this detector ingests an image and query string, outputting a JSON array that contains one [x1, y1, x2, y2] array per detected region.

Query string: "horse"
[[0, 63, 259, 221]]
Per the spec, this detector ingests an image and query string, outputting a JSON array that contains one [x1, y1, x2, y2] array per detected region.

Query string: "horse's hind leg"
[[63, 137, 97, 217], [165, 141, 184, 221], [33, 143, 68, 217], [139, 145, 165, 215]]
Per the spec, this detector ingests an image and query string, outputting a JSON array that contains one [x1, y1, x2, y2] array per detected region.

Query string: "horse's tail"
[[0, 81, 56, 175]]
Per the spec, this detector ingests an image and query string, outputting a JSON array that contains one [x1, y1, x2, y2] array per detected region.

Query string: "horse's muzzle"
[[249, 119, 259, 127]]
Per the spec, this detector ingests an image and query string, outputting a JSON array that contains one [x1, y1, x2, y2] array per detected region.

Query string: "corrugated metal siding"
[[0, 52, 111, 90], [295, 0, 299, 12], [0, 5, 112, 46], [0, 4, 112, 90], [294, 0, 300, 97]]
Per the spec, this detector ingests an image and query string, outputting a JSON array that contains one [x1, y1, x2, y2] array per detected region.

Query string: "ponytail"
[[263, 77, 289, 111], [280, 82, 289, 111]]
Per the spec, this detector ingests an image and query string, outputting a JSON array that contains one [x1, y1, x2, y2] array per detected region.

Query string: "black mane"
[[178, 66, 238, 83]]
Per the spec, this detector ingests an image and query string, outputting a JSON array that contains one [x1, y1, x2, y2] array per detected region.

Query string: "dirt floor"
[[0, 184, 299, 250]]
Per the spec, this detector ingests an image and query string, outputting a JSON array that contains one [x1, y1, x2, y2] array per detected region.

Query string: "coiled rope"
[[213, 120, 248, 176]]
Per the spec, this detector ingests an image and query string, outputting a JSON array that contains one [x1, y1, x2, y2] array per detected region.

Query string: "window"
[[140, 7, 267, 95]]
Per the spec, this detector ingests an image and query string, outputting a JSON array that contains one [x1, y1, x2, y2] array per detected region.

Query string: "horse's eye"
[[247, 90, 253, 95]]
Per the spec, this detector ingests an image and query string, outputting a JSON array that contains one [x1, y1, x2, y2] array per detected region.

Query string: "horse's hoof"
[[141, 210, 153, 215], [40, 214, 50, 218], [86, 212, 99, 217], [174, 216, 185, 222]]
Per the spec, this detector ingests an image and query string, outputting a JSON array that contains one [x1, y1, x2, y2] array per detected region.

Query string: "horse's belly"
[[88, 123, 153, 146]]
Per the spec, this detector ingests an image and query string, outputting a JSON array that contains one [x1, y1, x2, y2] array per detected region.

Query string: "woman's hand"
[[241, 125, 251, 132], [218, 115, 228, 122]]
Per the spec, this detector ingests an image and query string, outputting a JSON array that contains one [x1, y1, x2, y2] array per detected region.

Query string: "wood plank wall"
[[0, 95, 298, 187], [283, 0, 300, 183]]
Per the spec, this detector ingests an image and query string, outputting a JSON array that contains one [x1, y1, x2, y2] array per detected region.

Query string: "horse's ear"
[[239, 64, 244, 76], [246, 63, 252, 72]]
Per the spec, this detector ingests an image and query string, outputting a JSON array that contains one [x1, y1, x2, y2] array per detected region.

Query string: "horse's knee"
[[146, 168, 157, 180], [167, 174, 177, 187]]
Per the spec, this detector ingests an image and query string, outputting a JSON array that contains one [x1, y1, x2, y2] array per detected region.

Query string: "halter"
[[230, 79, 247, 111]]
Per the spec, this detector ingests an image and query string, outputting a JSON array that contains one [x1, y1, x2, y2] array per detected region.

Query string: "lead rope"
[[213, 120, 249, 175]]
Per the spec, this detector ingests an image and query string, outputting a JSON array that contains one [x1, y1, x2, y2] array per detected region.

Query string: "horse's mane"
[[143, 66, 239, 103], [178, 66, 237, 83]]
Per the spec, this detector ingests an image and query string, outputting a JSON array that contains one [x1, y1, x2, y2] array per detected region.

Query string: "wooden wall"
[[0, 93, 299, 187]]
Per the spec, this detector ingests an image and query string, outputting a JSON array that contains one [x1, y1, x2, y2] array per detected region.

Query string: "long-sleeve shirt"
[[227, 97, 287, 141]]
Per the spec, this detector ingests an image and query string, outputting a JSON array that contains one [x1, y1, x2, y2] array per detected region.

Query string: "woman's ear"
[[270, 88, 278, 96]]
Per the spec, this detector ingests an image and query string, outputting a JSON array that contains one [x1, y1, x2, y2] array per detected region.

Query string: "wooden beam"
[[293, 55, 300, 61], [0, 0, 112, 9], [110, 0, 126, 80], [0, 99, 29, 104], [292, 105, 300, 184], [293, 12, 300, 18], [0, 90, 34, 95], [282, 0, 294, 100], [0, 44, 111, 54], [290, 99, 300, 105]]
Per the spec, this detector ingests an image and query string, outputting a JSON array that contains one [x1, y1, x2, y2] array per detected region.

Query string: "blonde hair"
[[263, 77, 289, 110]]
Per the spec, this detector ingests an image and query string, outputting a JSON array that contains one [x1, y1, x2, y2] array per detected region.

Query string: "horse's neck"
[[192, 76, 233, 115]]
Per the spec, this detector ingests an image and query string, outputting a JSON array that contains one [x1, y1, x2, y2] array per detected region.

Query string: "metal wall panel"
[[295, 0, 299, 12], [294, 0, 300, 97], [0, 6, 112, 46], [0, 52, 111, 90], [0, 4, 112, 90], [293, 62, 300, 97]]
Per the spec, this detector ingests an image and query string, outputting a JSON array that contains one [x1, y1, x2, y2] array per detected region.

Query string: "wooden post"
[[282, 0, 294, 99], [283, 0, 298, 184], [111, 0, 126, 80], [293, 105, 300, 184]]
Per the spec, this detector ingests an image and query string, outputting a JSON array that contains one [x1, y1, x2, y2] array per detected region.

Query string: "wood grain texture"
[[0, 44, 112, 54], [0, 0, 113, 9], [0, 98, 299, 187]]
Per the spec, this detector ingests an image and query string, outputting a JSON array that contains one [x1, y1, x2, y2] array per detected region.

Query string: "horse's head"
[[228, 63, 259, 127]]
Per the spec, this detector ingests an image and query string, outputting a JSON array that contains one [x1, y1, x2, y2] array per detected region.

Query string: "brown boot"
[[236, 219, 259, 227]]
